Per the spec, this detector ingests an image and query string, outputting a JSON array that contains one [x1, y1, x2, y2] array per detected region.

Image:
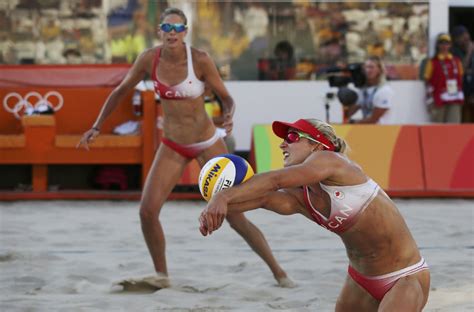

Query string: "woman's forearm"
[[221, 96, 235, 116], [227, 197, 266, 214], [92, 88, 128, 129], [219, 170, 281, 205]]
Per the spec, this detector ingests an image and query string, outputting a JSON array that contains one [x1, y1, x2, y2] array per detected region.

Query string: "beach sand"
[[0, 198, 473, 311]]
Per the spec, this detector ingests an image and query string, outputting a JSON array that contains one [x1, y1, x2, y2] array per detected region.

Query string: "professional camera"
[[325, 63, 366, 88], [321, 63, 366, 107]]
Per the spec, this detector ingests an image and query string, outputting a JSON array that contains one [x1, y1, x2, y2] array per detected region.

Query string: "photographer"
[[343, 56, 394, 124]]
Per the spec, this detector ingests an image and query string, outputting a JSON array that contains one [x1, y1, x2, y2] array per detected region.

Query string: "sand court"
[[0, 199, 473, 311]]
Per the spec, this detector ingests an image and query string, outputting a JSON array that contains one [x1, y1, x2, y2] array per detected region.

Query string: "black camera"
[[326, 63, 366, 88], [321, 63, 366, 107]]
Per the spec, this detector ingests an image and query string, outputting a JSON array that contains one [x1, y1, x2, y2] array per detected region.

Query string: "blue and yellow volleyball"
[[198, 154, 254, 201]]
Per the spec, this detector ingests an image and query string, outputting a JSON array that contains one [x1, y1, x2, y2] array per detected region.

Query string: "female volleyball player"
[[200, 118, 430, 311], [78, 7, 292, 288]]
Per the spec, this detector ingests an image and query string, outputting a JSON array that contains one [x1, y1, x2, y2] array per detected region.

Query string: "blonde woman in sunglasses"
[[78, 7, 292, 290], [200, 118, 430, 311]]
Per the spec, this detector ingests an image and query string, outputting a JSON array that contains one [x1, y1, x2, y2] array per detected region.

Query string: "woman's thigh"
[[379, 270, 430, 312], [336, 274, 379, 312], [141, 144, 190, 213]]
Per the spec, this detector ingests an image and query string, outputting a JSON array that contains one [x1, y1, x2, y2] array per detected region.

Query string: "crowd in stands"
[[1, 0, 473, 123], [0, 0, 106, 64], [190, 1, 429, 80], [1, 0, 428, 81]]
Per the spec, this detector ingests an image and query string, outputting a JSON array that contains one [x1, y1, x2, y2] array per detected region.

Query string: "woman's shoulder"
[[308, 150, 350, 167], [128, 47, 158, 70], [138, 46, 160, 60], [310, 152, 367, 184], [190, 46, 213, 63]]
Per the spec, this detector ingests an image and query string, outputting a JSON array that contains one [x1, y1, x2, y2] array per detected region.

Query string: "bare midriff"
[[161, 97, 216, 144], [339, 192, 421, 276]]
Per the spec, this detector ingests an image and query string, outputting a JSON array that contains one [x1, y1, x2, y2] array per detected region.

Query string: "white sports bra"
[[303, 179, 380, 234], [151, 44, 205, 100]]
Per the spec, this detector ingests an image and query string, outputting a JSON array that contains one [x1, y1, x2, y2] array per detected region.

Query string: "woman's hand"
[[198, 213, 209, 236], [222, 113, 233, 135], [76, 127, 100, 150], [199, 193, 229, 235]]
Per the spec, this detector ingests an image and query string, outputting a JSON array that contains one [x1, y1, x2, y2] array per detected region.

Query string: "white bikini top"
[[152, 44, 205, 100], [303, 179, 380, 234]]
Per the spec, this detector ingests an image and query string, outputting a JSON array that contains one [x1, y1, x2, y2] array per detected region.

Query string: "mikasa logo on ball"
[[202, 163, 222, 198]]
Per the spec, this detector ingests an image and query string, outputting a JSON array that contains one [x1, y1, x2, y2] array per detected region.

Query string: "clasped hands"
[[199, 194, 228, 236]]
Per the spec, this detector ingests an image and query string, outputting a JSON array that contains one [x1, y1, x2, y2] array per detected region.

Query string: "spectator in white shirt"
[[345, 56, 394, 124]]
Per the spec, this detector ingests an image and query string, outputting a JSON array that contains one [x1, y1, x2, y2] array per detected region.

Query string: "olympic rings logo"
[[3, 91, 64, 119]]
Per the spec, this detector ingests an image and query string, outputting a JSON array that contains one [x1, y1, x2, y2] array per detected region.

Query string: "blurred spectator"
[[367, 40, 385, 58], [293, 18, 315, 59], [451, 25, 474, 123], [208, 23, 249, 79], [230, 29, 269, 80], [320, 37, 346, 67], [229, 23, 249, 59], [344, 56, 394, 124], [361, 21, 379, 48], [41, 19, 60, 41], [63, 48, 82, 64], [424, 33, 464, 123], [238, 2, 268, 42], [418, 56, 429, 80], [263, 40, 296, 80], [109, 10, 147, 64]]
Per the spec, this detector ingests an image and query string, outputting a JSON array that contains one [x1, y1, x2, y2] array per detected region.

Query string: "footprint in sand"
[[230, 262, 247, 273], [266, 297, 319, 310], [177, 284, 229, 293], [0, 252, 17, 262]]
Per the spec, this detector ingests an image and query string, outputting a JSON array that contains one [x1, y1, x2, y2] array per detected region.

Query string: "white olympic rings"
[[3, 91, 64, 119]]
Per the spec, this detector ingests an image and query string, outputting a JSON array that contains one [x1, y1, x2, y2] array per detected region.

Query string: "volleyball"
[[198, 154, 254, 201]]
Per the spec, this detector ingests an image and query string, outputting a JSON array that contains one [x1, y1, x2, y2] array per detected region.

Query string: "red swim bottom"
[[348, 257, 429, 301], [161, 137, 203, 158], [161, 128, 226, 159]]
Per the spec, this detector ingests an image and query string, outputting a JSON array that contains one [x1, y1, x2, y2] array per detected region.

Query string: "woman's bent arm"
[[77, 50, 151, 150], [199, 51, 235, 133], [200, 190, 302, 236], [92, 50, 150, 129]]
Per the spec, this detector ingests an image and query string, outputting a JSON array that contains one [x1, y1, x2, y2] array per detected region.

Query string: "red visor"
[[272, 119, 336, 151]]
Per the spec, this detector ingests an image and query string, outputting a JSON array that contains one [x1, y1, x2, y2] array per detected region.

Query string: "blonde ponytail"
[[305, 119, 349, 154]]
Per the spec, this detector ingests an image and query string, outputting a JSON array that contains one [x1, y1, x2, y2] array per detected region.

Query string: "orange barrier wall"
[[420, 125, 474, 192], [0, 64, 130, 88], [250, 124, 474, 197], [333, 125, 424, 191], [1, 87, 136, 135]]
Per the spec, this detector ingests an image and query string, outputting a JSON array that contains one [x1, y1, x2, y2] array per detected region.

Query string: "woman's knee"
[[139, 201, 161, 224]]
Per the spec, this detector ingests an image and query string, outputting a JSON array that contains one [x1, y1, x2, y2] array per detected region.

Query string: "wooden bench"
[[0, 87, 157, 193]]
